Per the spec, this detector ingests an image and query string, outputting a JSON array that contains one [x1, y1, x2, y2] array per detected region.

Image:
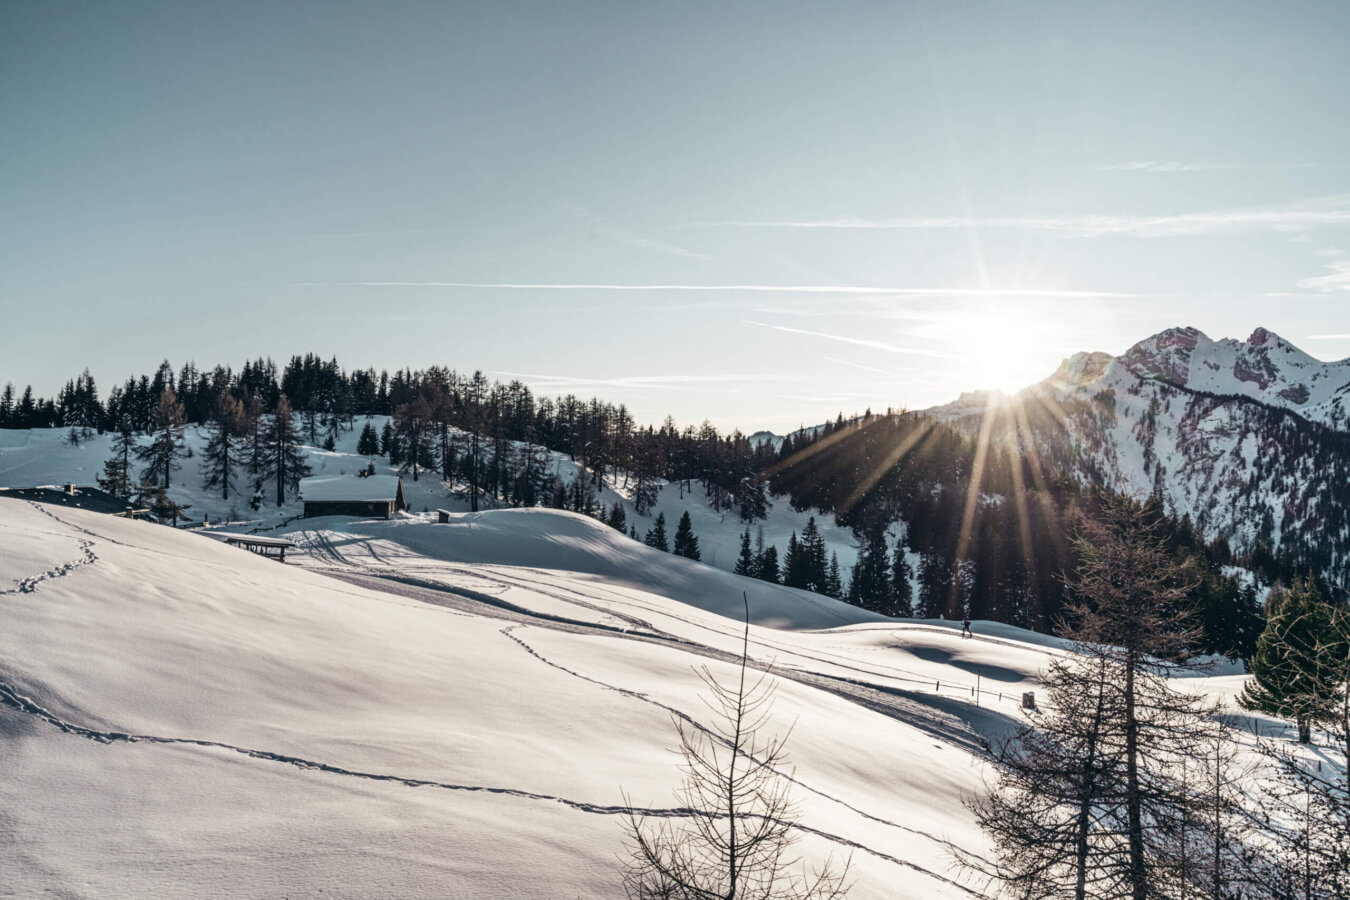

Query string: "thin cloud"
[[1095, 161, 1315, 173], [1298, 260, 1350, 292], [1306, 334, 1350, 340], [744, 320, 949, 358], [490, 370, 788, 392], [694, 201, 1350, 238], [293, 281, 1133, 298]]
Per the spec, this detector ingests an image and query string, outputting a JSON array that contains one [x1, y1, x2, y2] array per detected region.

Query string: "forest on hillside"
[[1, 354, 1283, 655]]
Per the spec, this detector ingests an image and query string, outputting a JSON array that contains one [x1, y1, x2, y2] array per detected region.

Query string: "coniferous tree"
[[755, 545, 780, 584], [393, 397, 436, 481], [673, 511, 701, 561], [847, 529, 893, 613], [606, 502, 628, 533], [891, 541, 914, 617], [136, 388, 186, 490], [380, 419, 396, 458], [825, 552, 843, 600], [200, 392, 245, 500], [356, 421, 381, 456], [644, 512, 670, 552], [735, 529, 756, 577], [782, 532, 805, 589], [1057, 495, 1217, 900], [1241, 576, 1348, 743], [96, 458, 133, 499], [261, 394, 311, 506]]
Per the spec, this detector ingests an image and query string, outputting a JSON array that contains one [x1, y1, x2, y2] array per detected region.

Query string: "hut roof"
[[299, 475, 401, 503]]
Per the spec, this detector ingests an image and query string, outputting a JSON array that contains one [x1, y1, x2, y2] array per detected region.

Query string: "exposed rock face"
[[1113, 326, 1350, 429]]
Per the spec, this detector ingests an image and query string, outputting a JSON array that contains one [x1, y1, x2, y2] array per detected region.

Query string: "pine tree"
[[644, 512, 669, 552], [782, 532, 805, 588], [800, 517, 827, 593], [1241, 576, 1348, 743], [606, 502, 627, 533], [735, 529, 756, 577], [673, 511, 701, 561], [96, 458, 133, 499], [356, 421, 381, 456], [755, 545, 780, 584], [135, 388, 186, 490], [261, 394, 311, 506], [890, 540, 914, 617], [825, 553, 843, 600], [847, 529, 893, 613], [201, 392, 245, 500]]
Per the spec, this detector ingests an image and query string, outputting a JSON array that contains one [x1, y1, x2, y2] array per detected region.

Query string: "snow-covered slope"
[[0, 418, 867, 579], [1118, 326, 1350, 429], [0, 494, 1066, 897]]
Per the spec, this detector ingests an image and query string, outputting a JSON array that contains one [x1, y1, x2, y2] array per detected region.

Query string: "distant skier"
[[961, 617, 972, 639]]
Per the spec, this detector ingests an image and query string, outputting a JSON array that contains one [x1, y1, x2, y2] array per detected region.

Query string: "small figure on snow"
[[961, 617, 972, 639]]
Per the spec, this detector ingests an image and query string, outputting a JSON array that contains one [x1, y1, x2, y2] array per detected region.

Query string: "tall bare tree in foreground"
[[621, 594, 850, 900], [967, 495, 1224, 900]]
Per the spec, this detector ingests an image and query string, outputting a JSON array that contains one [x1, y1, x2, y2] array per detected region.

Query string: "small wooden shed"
[[299, 475, 407, 519]]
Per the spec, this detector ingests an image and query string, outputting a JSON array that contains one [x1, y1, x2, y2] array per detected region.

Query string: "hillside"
[[0, 419, 867, 585], [0, 492, 1063, 897]]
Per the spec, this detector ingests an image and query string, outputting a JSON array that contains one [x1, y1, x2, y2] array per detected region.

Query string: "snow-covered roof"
[[299, 475, 401, 503]]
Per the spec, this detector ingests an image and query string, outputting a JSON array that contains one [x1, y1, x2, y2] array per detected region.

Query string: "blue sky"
[[2, 1, 1348, 430]]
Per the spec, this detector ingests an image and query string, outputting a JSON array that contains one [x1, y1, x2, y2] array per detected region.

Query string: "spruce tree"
[[606, 502, 627, 533], [672, 511, 701, 561], [201, 392, 245, 500], [356, 421, 381, 456], [261, 394, 311, 506], [825, 552, 843, 600], [96, 458, 133, 499], [135, 387, 186, 490], [644, 512, 669, 552], [755, 545, 780, 584], [891, 541, 914, 617], [735, 529, 756, 577], [1241, 576, 1348, 743], [380, 419, 396, 458]]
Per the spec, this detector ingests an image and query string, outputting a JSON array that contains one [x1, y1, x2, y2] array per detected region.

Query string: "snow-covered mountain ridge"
[[927, 328, 1350, 584], [1116, 326, 1349, 429]]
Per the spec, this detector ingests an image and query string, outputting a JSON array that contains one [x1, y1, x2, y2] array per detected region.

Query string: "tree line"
[[1, 355, 1281, 656]]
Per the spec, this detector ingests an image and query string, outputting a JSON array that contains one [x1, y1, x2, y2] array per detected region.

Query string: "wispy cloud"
[[1306, 334, 1350, 340], [693, 199, 1350, 238], [743, 320, 949, 357], [490, 370, 787, 391], [1095, 161, 1315, 173], [294, 281, 1133, 298], [1298, 260, 1350, 292]]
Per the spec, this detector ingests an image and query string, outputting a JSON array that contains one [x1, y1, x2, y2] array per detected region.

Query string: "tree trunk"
[[1125, 651, 1146, 900]]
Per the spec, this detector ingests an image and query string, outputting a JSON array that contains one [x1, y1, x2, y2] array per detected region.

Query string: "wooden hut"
[[299, 475, 407, 519]]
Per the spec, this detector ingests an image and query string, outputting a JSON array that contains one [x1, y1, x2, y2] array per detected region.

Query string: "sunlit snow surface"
[[0, 499, 1307, 898]]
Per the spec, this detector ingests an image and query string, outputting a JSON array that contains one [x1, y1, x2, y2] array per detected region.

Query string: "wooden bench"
[[224, 535, 297, 562]]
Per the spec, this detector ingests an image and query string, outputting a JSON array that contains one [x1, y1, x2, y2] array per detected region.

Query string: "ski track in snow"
[[499, 623, 983, 868], [1, 506, 991, 895]]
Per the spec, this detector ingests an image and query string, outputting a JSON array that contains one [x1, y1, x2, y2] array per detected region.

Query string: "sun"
[[961, 313, 1052, 395]]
